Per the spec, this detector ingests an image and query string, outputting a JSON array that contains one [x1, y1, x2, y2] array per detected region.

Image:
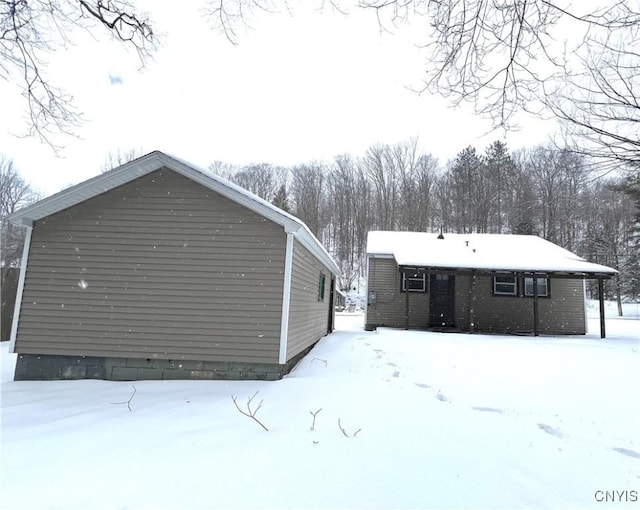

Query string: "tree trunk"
[[615, 275, 623, 317]]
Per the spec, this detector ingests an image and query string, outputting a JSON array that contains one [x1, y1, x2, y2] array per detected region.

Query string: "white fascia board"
[[7, 150, 340, 277], [6, 152, 165, 225], [167, 158, 301, 233], [9, 226, 32, 354], [278, 232, 294, 364], [294, 229, 341, 276], [156, 157, 341, 275]]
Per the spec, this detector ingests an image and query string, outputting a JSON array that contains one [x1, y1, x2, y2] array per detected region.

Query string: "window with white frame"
[[493, 275, 517, 296], [524, 277, 549, 297], [401, 269, 426, 292]]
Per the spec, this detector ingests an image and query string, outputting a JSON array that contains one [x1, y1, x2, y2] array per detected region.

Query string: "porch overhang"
[[369, 232, 617, 339], [397, 265, 615, 280], [396, 264, 615, 339]]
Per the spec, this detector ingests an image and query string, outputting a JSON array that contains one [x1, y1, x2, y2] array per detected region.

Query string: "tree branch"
[[1, 0, 156, 150], [231, 391, 269, 431]]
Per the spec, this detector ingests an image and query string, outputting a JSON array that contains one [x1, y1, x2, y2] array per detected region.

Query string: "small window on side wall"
[[401, 269, 426, 292], [493, 275, 517, 296], [318, 272, 326, 301], [524, 277, 549, 297]]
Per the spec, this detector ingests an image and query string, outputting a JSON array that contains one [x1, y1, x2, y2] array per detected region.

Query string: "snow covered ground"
[[1, 303, 638, 509]]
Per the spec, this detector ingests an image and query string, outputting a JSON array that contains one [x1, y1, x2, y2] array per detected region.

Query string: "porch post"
[[532, 276, 539, 337], [598, 277, 606, 339], [405, 285, 410, 330], [468, 272, 476, 333], [328, 276, 336, 333]]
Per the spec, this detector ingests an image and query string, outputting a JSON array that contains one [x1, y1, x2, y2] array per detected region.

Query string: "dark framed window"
[[318, 272, 326, 301], [401, 269, 426, 292], [524, 277, 549, 297], [493, 275, 517, 296]]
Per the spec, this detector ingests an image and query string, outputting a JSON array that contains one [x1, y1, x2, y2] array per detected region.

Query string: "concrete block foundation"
[[14, 348, 312, 381]]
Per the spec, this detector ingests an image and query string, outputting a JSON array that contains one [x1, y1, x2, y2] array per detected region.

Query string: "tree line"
[[2, 142, 638, 309], [210, 139, 639, 305]]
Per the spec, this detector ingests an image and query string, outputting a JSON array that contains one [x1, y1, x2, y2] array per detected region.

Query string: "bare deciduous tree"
[[290, 162, 327, 238], [1, 0, 155, 149], [546, 36, 640, 169], [205, 1, 640, 168], [522, 145, 589, 248], [327, 153, 372, 290], [363, 144, 399, 231], [208, 160, 240, 180], [204, 0, 277, 45], [100, 147, 145, 173], [233, 163, 286, 202], [0, 155, 40, 266], [362, 0, 640, 169]]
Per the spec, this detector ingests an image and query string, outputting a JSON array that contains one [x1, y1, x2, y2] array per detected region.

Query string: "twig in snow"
[[111, 385, 136, 412], [338, 418, 349, 437], [231, 391, 269, 431], [309, 408, 322, 431], [338, 418, 361, 438], [311, 358, 328, 366]]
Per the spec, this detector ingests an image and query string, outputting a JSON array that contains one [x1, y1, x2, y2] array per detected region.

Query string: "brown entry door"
[[429, 274, 455, 327]]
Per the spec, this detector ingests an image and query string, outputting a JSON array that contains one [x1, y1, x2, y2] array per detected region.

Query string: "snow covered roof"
[[8, 151, 340, 276], [367, 231, 617, 276]]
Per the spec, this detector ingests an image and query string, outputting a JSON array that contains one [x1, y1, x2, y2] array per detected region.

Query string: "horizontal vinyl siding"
[[365, 257, 429, 328], [472, 276, 586, 334], [455, 274, 471, 330], [364, 265, 585, 334], [15, 168, 286, 363], [286, 239, 331, 360]]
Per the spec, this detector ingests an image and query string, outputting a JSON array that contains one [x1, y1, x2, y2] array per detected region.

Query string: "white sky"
[[0, 2, 556, 197]]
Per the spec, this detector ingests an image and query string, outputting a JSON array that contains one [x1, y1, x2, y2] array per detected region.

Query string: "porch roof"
[[367, 231, 617, 277]]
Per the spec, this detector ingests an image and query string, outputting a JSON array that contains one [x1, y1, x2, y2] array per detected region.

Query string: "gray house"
[[7, 151, 340, 381], [365, 231, 617, 337]]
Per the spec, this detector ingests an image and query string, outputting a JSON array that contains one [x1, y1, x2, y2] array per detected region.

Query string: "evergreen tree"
[[484, 140, 517, 233], [272, 184, 289, 212], [449, 146, 484, 233], [611, 172, 640, 300]]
